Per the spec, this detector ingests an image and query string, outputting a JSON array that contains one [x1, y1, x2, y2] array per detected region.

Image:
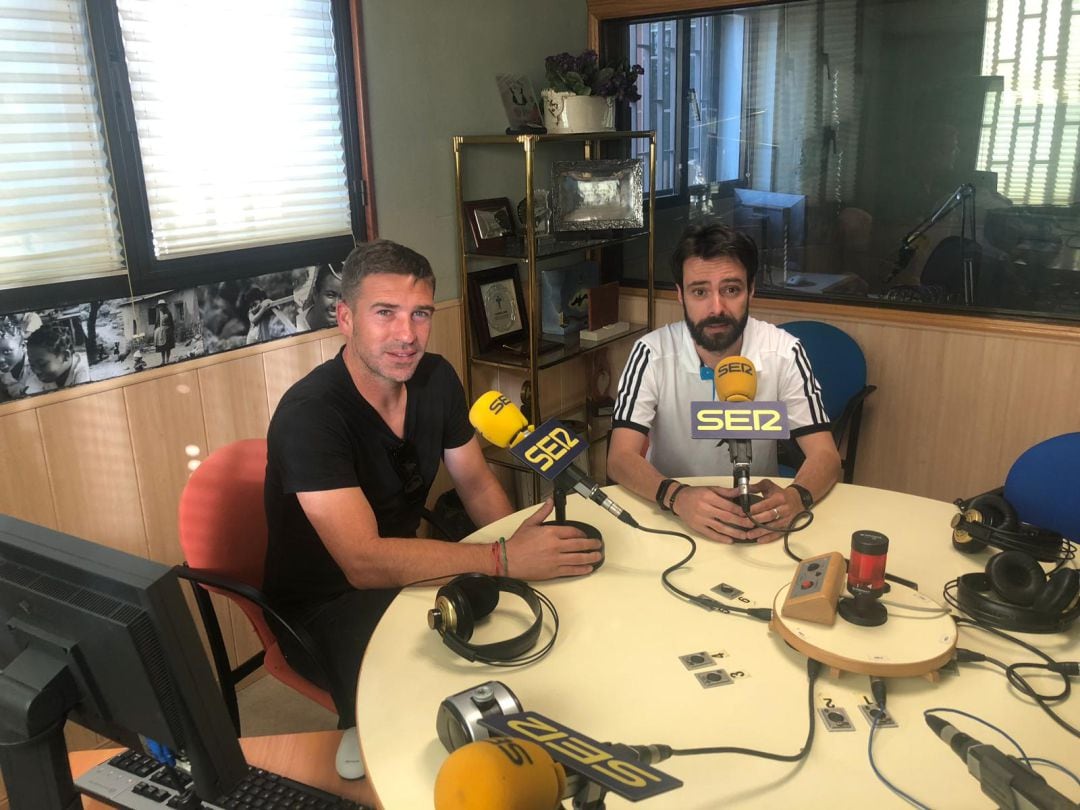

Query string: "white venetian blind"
[[0, 0, 126, 290], [977, 0, 1078, 205], [114, 0, 353, 260]]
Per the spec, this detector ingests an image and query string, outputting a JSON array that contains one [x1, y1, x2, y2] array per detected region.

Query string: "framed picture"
[[550, 159, 644, 232], [540, 260, 599, 336], [466, 263, 528, 353], [464, 197, 517, 253], [495, 74, 544, 134]]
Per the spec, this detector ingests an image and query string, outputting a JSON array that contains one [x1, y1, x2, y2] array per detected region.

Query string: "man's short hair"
[[671, 221, 758, 288], [26, 325, 73, 357], [341, 240, 436, 304]]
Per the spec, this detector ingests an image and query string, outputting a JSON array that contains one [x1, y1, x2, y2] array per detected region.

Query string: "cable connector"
[[623, 743, 674, 764], [747, 607, 773, 621], [955, 648, 988, 664], [870, 676, 887, 710], [691, 594, 728, 612]]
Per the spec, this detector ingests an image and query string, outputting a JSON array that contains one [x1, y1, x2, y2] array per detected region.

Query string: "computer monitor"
[[0, 514, 247, 808], [732, 188, 807, 280]]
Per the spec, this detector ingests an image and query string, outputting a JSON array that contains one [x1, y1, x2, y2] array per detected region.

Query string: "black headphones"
[[427, 574, 558, 665], [949, 550, 1080, 633], [950, 491, 1069, 563]]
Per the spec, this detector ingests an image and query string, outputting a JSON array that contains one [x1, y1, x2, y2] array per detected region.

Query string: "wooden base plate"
[[770, 582, 957, 678]]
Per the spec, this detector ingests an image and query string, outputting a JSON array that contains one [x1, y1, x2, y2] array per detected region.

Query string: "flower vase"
[[541, 89, 615, 133]]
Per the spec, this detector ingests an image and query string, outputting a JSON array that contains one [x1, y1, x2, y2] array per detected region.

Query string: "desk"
[[356, 482, 1079, 809], [69, 731, 375, 808]]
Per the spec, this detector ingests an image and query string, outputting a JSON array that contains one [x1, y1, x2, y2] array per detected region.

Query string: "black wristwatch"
[[788, 483, 814, 510]]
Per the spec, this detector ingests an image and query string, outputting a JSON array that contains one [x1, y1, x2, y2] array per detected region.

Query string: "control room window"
[[601, 0, 1080, 324], [1, 0, 365, 312]]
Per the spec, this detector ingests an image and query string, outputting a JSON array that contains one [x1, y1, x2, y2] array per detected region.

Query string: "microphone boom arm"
[[894, 183, 975, 271]]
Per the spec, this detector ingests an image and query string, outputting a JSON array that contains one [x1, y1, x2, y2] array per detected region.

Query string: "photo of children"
[[0, 307, 91, 399], [294, 263, 343, 332], [88, 290, 204, 382], [198, 269, 299, 355]]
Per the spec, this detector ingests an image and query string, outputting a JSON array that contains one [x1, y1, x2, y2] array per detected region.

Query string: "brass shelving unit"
[[453, 130, 656, 494]]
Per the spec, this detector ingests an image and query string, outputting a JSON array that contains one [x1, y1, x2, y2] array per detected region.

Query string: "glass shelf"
[[456, 130, 655, 146], [471, 324, 645, 371], [464, 229, 649, 261]]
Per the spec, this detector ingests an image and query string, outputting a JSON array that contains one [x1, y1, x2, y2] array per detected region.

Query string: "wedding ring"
[[772, 507, 781, 521]]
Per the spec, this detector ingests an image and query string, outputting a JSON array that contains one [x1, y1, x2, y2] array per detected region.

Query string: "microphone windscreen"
[[469, 391, 530, 448], [714, 356, 757, 402], [434, 738, 566, 810]]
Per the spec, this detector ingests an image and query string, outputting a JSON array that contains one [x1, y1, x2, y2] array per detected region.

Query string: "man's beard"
[[684, 307, 749, 353]]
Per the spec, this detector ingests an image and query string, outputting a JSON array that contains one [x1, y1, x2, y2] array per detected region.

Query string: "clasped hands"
[[670, 479, 802, 544]]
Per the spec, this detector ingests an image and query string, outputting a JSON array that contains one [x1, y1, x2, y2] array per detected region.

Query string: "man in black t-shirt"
[[264, 239, 600, 729]]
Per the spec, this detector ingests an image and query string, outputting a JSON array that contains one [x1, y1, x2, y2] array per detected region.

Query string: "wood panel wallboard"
[[0, 294, 1075, 806], [2, 296, 1077, 572], [633, 291, 1080, 503]]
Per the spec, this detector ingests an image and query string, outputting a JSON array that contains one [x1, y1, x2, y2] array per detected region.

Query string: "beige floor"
[[235, 672, 340, 736]]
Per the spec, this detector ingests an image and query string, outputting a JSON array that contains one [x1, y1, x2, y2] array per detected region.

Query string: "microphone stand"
[[888, 183, 976, 301], [546, 485, 604, 571]]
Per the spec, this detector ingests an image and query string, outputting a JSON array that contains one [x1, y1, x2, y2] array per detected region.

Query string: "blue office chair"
[[1004, 432, 1080, 542], [776, 321, 876, 483]]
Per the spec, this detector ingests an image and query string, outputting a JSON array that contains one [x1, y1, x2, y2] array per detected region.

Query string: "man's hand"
[[744, 479, 804, 543], [504, 498, 602, 579], [670, 485, 754, 543]]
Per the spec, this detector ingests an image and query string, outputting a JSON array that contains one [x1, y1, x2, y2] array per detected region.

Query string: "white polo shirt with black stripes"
[[611, 317, 830, 478]]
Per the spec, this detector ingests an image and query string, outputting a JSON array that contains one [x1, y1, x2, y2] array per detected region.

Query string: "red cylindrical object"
[[847, 530, 889, 591]]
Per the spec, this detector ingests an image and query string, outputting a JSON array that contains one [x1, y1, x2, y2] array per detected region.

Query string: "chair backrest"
[[177, 437, 338, 725], [780, 320, 867, 423], [777, 320, 875, 483], [1004, 432, 1080, 541], [178, 438, 269, 590]]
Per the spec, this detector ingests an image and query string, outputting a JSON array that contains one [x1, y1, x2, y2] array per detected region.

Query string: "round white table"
[[357, 481, 1079, 808]]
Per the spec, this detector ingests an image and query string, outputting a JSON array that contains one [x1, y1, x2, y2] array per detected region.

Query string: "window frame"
[[611, 13, 748, 212], [0, 0, 370, 314]]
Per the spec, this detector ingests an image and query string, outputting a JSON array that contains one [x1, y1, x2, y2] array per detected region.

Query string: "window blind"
[[114, 0, 353, 260], [0, 0, 126, 291], [977, 0, 1078, 205]]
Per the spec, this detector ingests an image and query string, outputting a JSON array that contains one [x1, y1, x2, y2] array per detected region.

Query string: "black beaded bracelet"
[[655, 478, 677, 511]]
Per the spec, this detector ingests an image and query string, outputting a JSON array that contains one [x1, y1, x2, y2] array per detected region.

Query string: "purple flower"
[[544, 49, 644, 102]]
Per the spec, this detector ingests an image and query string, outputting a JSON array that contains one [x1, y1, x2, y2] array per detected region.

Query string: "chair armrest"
[[831, 384, 876, 444], [174, 565, 335, 695]]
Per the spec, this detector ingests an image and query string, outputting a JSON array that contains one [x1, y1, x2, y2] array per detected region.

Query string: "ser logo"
[[715, 360, 755, 378], [486, 393, 513, 414], [690, 402, 790, 440], [509, 418, 587, 479], [481, 712, 683, 801]]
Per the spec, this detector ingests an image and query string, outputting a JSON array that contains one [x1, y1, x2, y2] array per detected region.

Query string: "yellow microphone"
[[713, 356, 758, 510], [468, 391, 533, 449], [714, 356, 757, 402], [434, 737, 566, 810], [468, 391, 638, 528]]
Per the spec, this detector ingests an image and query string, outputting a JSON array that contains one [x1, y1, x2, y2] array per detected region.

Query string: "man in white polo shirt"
[[608, 221, 841, 543]]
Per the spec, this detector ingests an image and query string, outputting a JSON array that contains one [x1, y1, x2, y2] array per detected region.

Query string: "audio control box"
[[780, 551, 846, 625]]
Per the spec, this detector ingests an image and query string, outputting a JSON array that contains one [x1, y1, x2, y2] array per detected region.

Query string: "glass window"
[[114, 0, 353, 260], [1, 0, 364, 310], [605, 0, 1080, 324], [0, 1, 126, 292]]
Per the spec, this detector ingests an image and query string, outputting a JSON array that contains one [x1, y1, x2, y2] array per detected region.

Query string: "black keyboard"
[[75, 748, 371, 810]]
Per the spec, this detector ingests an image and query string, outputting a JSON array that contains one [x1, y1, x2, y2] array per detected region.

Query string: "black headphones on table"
[[950, 491, 1070, 563], [427, 573, 558, 665], [948, 550, 1080, 633]]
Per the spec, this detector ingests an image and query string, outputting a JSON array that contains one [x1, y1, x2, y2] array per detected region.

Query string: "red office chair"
[[177, 438, 337, 734]]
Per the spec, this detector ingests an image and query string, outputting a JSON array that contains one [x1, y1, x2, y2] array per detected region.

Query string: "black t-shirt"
[[263, 349, 474, 611]]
